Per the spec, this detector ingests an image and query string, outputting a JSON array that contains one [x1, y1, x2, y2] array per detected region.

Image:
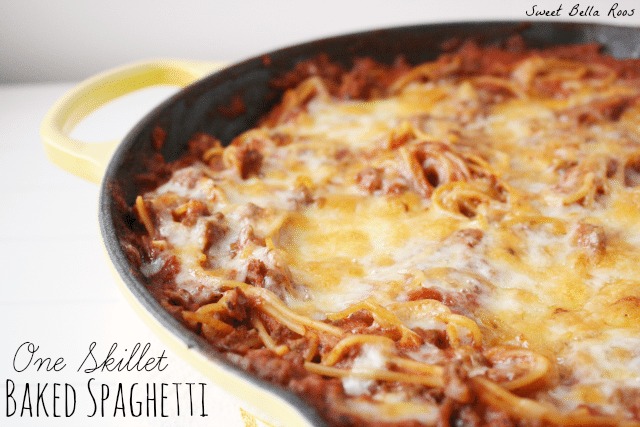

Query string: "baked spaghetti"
[[119, 37, 640, 426]]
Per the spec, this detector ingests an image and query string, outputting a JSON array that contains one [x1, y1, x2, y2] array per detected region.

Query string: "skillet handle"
[[40, 59, 225, 184]]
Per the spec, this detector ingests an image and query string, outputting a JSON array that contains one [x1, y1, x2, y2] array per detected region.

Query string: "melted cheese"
[[140, 56, 640, 424]]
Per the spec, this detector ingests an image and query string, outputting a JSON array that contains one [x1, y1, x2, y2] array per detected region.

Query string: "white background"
[[0, 1, 638, 427]]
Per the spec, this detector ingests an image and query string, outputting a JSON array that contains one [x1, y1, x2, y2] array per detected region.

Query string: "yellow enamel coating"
[[40, 59, 225, 183]]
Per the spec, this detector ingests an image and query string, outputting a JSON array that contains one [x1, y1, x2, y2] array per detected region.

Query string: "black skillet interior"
[[99, 21, 640, 426]]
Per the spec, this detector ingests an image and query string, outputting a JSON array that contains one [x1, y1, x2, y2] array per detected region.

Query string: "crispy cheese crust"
[[120, 37, 640, 426]]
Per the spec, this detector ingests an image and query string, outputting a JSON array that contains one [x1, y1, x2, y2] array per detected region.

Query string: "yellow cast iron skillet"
[[40, 21, 640, 427]]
